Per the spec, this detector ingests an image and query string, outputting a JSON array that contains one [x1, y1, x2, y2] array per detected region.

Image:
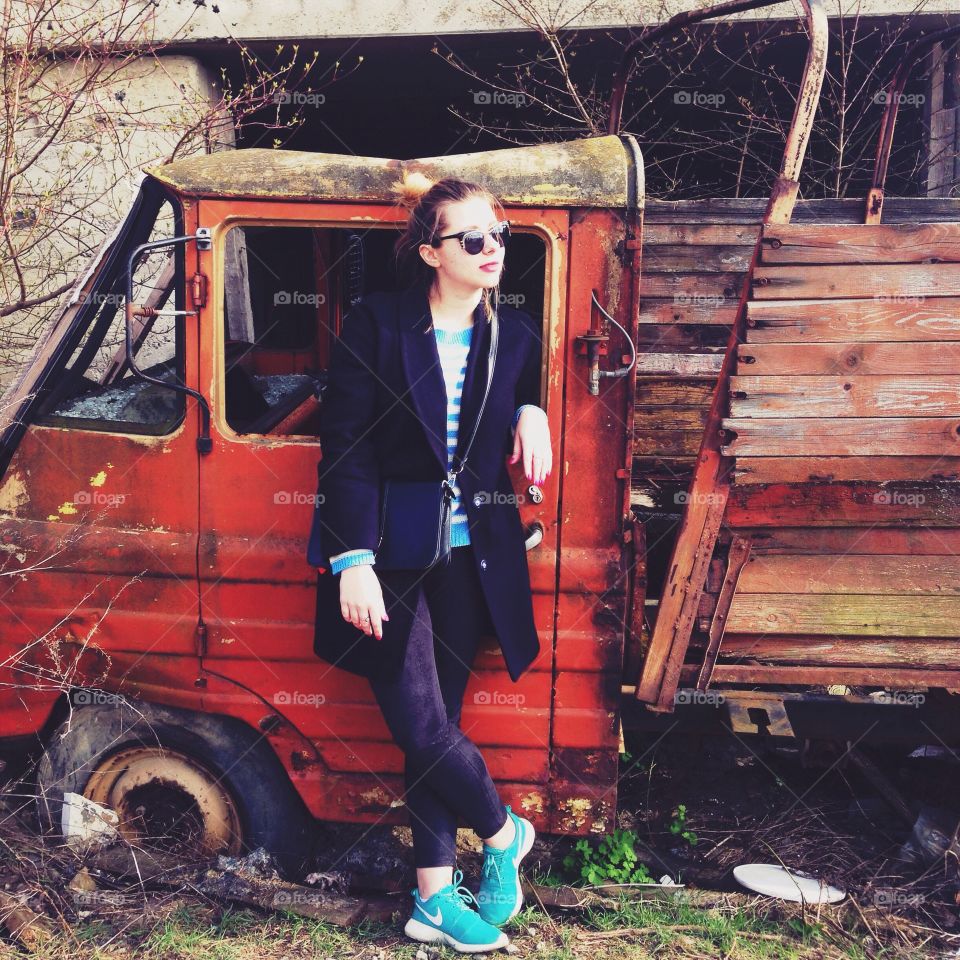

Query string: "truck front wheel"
[[35, 699, 316, 877]]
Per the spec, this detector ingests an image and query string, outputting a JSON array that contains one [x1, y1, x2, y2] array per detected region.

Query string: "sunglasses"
[[433, 220, 511, 256]]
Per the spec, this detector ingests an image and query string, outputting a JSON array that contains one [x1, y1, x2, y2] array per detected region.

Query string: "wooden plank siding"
[[631, 198, 960, 694], [633, 198, 960, 489], [723, 219, 960, 472]]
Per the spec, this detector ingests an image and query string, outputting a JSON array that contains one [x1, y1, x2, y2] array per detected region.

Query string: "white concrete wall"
[[14, 0, 960, 46], [2, 54, 232, 385]]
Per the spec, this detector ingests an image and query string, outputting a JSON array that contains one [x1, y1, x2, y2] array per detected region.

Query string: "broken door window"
[[33, 195, 186, 434]]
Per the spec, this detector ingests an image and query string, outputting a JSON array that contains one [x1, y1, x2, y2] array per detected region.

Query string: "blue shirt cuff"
[[329, 550, 376, 574]]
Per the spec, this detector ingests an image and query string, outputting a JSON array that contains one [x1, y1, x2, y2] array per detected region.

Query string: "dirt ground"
[[1, 729, 958, 958]]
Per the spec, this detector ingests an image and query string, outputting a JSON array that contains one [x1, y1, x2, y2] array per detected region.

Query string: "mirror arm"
[[125, 229, 213, 454]]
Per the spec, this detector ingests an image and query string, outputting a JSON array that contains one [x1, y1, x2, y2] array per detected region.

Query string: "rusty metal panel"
[[0, 391, 203, 736]]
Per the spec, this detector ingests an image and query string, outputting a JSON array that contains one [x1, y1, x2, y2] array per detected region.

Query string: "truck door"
[[0, 181, 202, 730], [193, 198, 568, 822]]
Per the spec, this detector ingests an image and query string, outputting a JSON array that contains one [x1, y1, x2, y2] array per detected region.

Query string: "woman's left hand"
[[508, 407, 552, 486]]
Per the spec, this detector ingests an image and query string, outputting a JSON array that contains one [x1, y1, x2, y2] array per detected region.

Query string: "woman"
[[311, 172, 553, 953]]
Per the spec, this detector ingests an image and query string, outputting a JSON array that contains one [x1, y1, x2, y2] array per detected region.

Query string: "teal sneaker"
[[404, 868, 509, 953], [476, 804, 536, 926]]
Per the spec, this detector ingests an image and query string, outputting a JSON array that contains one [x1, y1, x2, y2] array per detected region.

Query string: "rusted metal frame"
[[866, 25, 960, 224], [635, 0, 827, 711], [624, 516, 648, 681], [695, 535, 752, 690], [726, 693, 795, 737], [607, 0, 789, 136], [620, 144, 646, 677]]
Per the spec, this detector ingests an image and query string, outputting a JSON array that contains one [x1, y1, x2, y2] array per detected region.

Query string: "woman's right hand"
[[339, 566, 389, 639]]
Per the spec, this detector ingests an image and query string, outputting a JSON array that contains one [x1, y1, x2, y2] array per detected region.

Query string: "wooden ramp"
[[630, 201, 960, 703], [714, 221, 960, 691]]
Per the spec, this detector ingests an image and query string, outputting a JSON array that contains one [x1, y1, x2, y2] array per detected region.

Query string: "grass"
[[11, 884, 941, 960], [4, 731, 956, 960]]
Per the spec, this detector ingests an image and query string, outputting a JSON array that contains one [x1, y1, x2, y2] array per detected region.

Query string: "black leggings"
[[367, 543, 509, 868]]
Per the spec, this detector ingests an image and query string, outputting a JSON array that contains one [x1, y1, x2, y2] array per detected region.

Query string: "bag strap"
[[448, 307, 499, 483]]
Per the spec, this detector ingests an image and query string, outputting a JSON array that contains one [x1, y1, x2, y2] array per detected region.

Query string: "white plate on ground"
[[733, 864, 845, 904]]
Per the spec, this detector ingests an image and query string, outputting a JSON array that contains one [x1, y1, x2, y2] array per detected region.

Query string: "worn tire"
[[36, 699, 316, 878]]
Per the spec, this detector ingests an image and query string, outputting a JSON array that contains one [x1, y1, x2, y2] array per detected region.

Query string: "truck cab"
[[0, 137, 642, 864]]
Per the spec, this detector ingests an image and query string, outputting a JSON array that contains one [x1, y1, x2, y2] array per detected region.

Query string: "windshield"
[[0, 177, 185, 475]]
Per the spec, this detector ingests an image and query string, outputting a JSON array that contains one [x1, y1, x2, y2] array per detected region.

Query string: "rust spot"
[[559, 796, 593, 829], [518, 791, 545, 815], [0, 471, 29, 515], [358, 786, 395, 810]]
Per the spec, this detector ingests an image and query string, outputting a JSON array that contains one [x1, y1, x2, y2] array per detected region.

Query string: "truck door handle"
[[524, 521, 544, 551]]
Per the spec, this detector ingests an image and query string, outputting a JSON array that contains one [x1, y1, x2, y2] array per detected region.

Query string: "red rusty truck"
[[1, 0, 959, 871]]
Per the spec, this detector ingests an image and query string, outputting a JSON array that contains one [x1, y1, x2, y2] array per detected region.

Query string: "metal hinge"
[[191, 272, 208, 309], [195, 619, 208, 657], [614, 236, 642, 267]]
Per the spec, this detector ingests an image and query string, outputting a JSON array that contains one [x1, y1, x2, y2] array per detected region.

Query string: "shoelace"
[[481, 843, 509, 885], [415, 868, 481, 914], [450, 871, 481, 909]]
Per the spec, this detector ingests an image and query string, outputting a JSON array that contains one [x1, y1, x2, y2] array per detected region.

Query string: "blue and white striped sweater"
[[435, 323, 474, 545], [329, 322, 539, 574]]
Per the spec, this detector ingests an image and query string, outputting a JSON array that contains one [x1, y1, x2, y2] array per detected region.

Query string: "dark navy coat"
[[312, 282, 542, 683]]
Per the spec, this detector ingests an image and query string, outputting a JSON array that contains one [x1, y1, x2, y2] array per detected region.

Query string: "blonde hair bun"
[[392, 170, 436, 211]]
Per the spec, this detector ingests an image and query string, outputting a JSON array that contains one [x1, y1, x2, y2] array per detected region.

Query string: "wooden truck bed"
[[630, 196, 960, 697]]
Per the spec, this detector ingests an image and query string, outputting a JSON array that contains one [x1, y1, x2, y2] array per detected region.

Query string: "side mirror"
[[125, 228, 213, 454]]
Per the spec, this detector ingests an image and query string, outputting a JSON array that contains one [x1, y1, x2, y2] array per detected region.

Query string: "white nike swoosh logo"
[[421, 905, 442, 924], [512, 824, 526, 868]]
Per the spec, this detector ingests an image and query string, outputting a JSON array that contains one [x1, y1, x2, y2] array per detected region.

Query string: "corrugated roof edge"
[[144, 134, 643, 209]]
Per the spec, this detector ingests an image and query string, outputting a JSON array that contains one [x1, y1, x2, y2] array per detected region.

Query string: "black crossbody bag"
[[375, 310, 499, 571]]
